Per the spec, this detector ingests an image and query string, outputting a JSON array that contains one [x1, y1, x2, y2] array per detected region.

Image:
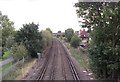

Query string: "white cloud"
[[0, 0, 81, 33]]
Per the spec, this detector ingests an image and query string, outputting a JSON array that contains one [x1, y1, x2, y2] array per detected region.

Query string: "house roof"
[[80, 29, 89, 38], [80, 29, 87, 35]]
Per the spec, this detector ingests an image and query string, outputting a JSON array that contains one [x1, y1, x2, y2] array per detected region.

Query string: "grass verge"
[[1, 62, 12, 72], [63, 40, 90, 71], [2, 58, 36, 80]]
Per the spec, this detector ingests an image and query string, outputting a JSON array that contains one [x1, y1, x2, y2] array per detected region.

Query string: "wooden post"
[[37, 53, 41, 59]]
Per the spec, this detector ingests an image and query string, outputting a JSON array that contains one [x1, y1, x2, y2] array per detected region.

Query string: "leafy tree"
[[46, 27, 52, 34], [41, 30, 52, 49], [1, 15, 15, 51], [5, 36, 15, 49], [58, 30, 61, 33], [75, 2, 120, 79], [0, 11, 2, 27], [0, 12, 1, 47], [0, 27, 2, 47], [65, 28, 74, 42], [15, 22, 42, 58], [41, 37, 47, 50], [70, 34, 80, 48], [11, 43, 28, 61]]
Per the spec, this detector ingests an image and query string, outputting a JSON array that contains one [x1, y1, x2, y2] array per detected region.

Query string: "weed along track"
[[25, 38, 80, 80]]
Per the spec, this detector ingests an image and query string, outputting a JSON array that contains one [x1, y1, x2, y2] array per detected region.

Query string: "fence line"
[[0, 57, 13, 66], [2, 56, 28, 78]]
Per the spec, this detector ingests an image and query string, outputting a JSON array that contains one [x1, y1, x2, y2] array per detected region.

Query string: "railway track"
[[60, 44, 66, 80], [36, 38, 80, 80], [36, 40, 54, 80], [58, 39, 80, 80], [49, 39, 58, 80]]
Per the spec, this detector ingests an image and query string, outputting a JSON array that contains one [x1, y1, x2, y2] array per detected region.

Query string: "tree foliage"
[[1, 14, 15, 52], [65, 28, 74, 42], [41, 30, 52, 50], [75, 2, 120, 79], [0, 14, 15, 54], [0, 12, 28, 61], [15, 23, 42, 58], [0, 27, 2, 47], [11, 43, 28, 61], [46, 27, 52, 34], [70, 34, 80, 48], [1, 12, 53, 60], [0, 12, 1, 47], [5, 36, 15, 49]]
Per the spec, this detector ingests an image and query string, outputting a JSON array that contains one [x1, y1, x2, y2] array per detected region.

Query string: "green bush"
[[5, 36, 15, 49], [41, 30, 52, 50], [75, 2, 120, 79], [2, 50, 11, 59], [15, 23, 42, 58], [70, 35, 80, 48], [11, 43, 28, 61], [65, 28, 74, 42]]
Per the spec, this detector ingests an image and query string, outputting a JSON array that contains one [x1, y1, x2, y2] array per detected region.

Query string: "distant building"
[[79, 29, 89, 48], [53, 32, 65, 38], [79, 29, 89, 38]]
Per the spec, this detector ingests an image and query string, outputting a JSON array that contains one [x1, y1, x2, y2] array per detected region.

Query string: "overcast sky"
[[0, 0, 82, 33]]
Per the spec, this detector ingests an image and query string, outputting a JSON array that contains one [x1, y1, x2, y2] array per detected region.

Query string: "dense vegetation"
[[70, 34, 81, 48], [1, 11, 53, 60], [64, 28, 80, 48], [41, 29, 53, 50], [65, 28, 74, 42], [15, 23, 42, 58], [75, 2, 120, 79]]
